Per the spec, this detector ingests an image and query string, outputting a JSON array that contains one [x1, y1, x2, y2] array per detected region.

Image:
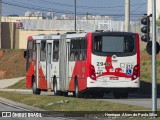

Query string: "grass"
[[140, 50, 160, 83], [0, 91, 150, 111], [7, 79, 26, 89]]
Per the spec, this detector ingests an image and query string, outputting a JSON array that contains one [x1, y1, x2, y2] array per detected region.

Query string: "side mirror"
[[24, 51, 27, 58]]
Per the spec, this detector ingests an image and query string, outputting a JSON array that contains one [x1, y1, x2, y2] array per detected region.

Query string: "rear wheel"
[[75, 79, 82, 98], [32, 79, 41, 95]]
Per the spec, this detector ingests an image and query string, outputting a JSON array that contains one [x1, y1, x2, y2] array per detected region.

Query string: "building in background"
[[1, 16, 43, 22]]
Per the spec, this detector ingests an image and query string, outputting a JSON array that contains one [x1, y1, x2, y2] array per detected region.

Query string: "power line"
[[2, 1, 73, 14], [33, 0, 146, 9], [2, 1, 145, 17], [4, 0, 74, 14]]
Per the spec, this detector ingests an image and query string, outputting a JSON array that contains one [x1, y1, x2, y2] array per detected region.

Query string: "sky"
[[2, 0, 147, 20]]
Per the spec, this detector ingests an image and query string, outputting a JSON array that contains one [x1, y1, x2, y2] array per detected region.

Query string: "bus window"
[[40, 41, 46, 61], [69, 38, 87, 61], [53, 40, 59, 62], [32, 41, 36, 60], [70, 39, 75, 61], [80, 39, 87, 60], [124, 36, 135, 52], [93, 35, 135, 56], [74, 40, 80, 60], [28, 41, 33, 50]]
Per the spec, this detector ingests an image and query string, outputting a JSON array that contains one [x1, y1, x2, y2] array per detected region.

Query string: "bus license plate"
[[110, 77, 119, 80]]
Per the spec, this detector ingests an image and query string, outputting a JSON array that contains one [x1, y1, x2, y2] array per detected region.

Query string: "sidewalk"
[[0, 77, 25, 89]]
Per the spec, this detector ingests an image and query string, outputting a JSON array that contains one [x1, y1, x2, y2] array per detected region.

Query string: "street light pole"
[[0, 0, 2, 49], [125, 0, 130, 32], [74, 0, 76, 31], [152, 0, 157, 112]]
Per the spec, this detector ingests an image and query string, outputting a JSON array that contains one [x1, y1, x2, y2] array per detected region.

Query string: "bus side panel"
[[68, 61, 87, 91], [26, 61, 36, 88], [39, 66, 47, 90]]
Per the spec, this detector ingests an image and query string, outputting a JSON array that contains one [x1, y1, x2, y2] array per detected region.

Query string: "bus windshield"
[[93, 35, 136, 56]]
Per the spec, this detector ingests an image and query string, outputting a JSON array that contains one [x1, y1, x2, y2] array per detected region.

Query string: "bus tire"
[[75, 79, 82, 98], [53, 78, 58, 95], [32, 79, 41, 95]]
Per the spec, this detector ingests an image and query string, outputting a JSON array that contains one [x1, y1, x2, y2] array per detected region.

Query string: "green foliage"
[[156, 15, 160, 26]]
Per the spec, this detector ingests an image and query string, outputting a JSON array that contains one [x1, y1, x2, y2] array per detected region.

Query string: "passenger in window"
[[70, 52, 74, 61]]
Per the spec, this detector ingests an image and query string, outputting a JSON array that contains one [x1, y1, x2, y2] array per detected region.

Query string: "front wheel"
[[32, 79, 41, 95], [53, 78, 62, 96]]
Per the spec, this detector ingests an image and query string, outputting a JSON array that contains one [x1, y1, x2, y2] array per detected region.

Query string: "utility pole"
[[0, 0, 2, 49], [152, 0, 157, 112], [125, 0, 130, 32], [74, 0, 76, 31]]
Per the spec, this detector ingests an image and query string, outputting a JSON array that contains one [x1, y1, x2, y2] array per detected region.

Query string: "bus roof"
[[28, 31, 138, 41]]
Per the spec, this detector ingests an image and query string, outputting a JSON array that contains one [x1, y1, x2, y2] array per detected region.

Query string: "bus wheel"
[[113, 92, 120, 99], [53, 78, 58, 95], [32, 79, 41, 95], [75, 80, 82, 98]]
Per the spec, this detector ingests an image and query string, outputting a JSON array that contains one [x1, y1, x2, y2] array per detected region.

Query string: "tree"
[[156, 15, 160, 26]]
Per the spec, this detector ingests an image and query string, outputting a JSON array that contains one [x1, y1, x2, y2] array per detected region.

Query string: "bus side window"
[[69, 38, 87, 61], [79, 40, 83, 60], [40, 41, 46, 61], [53, 40, 59, 62], [27, 41, 33, 59], [81, 39, 87, 60], [32, 41, 36, 60], [94, 36, 102, 52], [70, 39, 75, 61], [75, 39, 80, 60]]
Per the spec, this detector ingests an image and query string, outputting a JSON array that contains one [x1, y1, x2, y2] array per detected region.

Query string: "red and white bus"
[[24, 31, 140, 98]]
